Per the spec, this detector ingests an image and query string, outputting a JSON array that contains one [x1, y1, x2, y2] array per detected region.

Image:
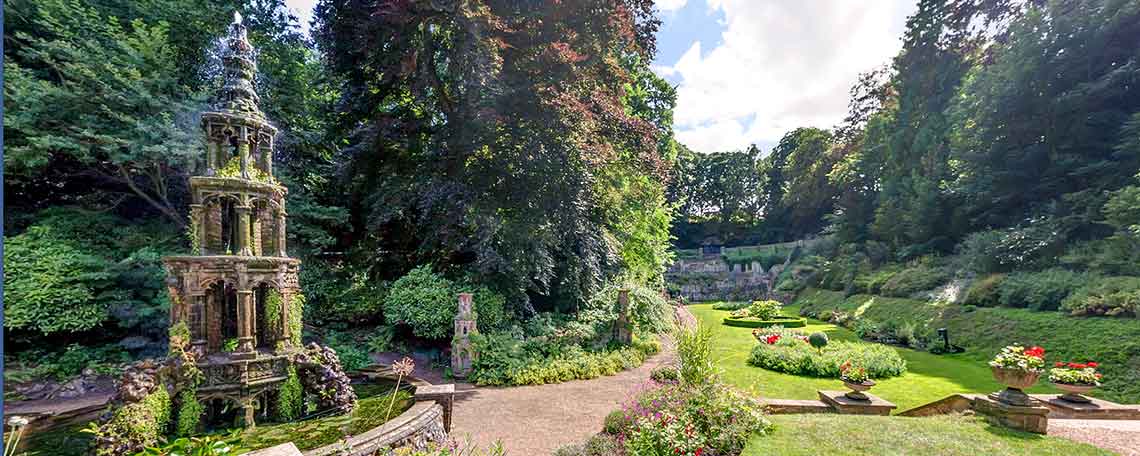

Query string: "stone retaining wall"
[[304, 402, 448, 456]]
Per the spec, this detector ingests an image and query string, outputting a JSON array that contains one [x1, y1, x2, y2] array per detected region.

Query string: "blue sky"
[[284, 0, 916, 154]]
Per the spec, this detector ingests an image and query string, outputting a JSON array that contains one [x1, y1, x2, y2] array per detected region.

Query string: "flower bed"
[[722, 315, 807, 328], [747, 339, 906, 379], [556, 381, 772, 456]]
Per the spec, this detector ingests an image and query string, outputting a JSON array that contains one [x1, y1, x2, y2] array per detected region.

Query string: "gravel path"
[[1049, 419, 1140, 456], [448, 306, 694, 455]]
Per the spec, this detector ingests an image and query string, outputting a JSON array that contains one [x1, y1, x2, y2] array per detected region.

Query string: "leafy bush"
[[957, 230, 1005, 274], [963, 274, 1005, 307], [852, 265, 901, 295], [649, 365, 680, 384], [676, 326, 716, 386], [879, 265, 948, 297], [325, 331, 372, 372], [603, 410, 629, 435], [383, 265, 509, 339], [4, 343, 129, 384], [711, 301, 749, 311], [748, 300, 782, 320], [996, 269, 1090, 311], [1062, 276, 1140, 317], [467, 332, 660, 387], [4, 208, 177, 338], [747, 339, 907, 379], [587, 282, 675, 335]]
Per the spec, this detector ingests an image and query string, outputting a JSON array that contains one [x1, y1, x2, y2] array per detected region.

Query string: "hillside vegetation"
[[794, 288, 1140, 403]]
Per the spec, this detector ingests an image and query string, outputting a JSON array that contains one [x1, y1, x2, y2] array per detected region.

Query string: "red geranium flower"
[[1055, 362, 1065, 367], [1025, 346, 1045, 358], [1087, 362, 1098, 368]]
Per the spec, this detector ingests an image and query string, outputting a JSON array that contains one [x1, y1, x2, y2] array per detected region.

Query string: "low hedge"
[[469, 336, 661, 386], [794, 287, 1140, 403], [747, 339, 907, 379], [722, 315, 807, 328]]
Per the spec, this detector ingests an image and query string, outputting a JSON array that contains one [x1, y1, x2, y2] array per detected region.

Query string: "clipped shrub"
[[384, 265, 509, 339], [748, 299, 782, 320], [649, 365, 680, 383], [879, 265, 949, 297], [603, 410, 629, 435], [383, 265, 455, 339], [711, 301, 749, 311], [808, 332, 829, 352], [747, 340, 907, 379], [1062, 276, 1140, 317], [963, 273, 1005, 307], [997, 269, 1090, 310], [582, 434, 622, 456]]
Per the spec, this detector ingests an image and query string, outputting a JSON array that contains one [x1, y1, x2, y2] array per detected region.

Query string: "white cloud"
[[657, 0, 690, 12], [659, 0, 916, 153]]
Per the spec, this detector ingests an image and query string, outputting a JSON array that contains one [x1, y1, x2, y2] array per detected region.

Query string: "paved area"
[[1049, 419, 1140, 456], [448, 306, 694, 454]]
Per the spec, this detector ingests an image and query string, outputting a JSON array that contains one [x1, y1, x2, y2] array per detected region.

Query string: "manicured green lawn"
[[690, 303, 1060, 412], [745, 414, 1112, 456]]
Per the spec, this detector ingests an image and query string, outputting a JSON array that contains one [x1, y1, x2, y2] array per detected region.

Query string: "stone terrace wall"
[[668, 257, 774, 302]]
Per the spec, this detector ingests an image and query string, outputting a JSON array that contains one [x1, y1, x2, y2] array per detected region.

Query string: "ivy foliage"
[[276, 365, 303, 422], [86, 388, 171, 456]]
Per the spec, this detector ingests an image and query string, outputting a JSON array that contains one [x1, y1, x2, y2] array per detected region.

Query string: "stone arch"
[[202, 194, 244, 255]]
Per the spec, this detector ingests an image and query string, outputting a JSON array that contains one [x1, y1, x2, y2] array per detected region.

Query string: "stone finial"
[[452, 293, 477, 378], [614, 288, 633, 345], [214, 11, 265, 120]]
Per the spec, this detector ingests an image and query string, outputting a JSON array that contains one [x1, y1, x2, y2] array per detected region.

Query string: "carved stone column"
[[275, 209, 287, 257], [261, 140, 273, 177], [189, 204, 205, 255], [251, 209, 263, 256], [615, 288, 633, 344], [205, 140, 218, 176], [238, 131, 251, 179], [191, 293, 208, 356], [276, 265, 289, 349], [234, 264, 256, 357], [236, 205, 253, 256], [235, 288, 256, 356]]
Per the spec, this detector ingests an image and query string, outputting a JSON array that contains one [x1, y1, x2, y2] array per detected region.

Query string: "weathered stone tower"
[[451, 293, 477, 378], [163, 12, 300, 425]]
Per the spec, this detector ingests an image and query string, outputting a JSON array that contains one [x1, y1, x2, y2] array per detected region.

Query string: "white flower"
[[7, 416, 29, 428]]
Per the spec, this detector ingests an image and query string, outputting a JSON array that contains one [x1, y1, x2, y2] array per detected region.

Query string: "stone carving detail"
[[160, 12, 306, 427], [451, 293, 477, 378]]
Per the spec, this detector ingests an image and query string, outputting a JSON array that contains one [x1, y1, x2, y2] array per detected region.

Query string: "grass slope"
[[795, 288, 1140, 403], [690, 303, 1061, 412], [746, 414, 1112, 456]]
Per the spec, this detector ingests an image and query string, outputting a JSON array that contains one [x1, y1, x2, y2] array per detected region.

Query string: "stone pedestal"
[[1031, 394, 1140, 420], [818, 390, 896, 416], [974, 395, 1049, 434], [614, 289, 633, 344], [414, 384, 455, 432]]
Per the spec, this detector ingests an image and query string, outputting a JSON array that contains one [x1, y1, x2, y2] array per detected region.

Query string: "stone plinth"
[[415, 384, 456, 432], [763, 398, 834, 414], [974, 395, 1049, 434], [246, 443, 303, 456], [818, 390, 896, 416], [1031, 394, 1140, 420]]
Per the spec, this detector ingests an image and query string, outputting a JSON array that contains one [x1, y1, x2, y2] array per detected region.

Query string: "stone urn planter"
[[990, 366, 1040, 406], [1052, 382, 1096, 403], [843, 379, 875, 401]]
